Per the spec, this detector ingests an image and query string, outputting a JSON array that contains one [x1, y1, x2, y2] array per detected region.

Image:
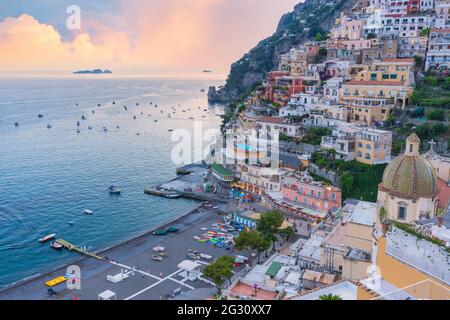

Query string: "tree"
[[340, 172, 354, 200], [279, 226, 295, 244], [203, 256, 235, 296], [420, 27, 430, 37], [424, 76, 438, 86], [234, 229, 270, 263], [427, 110, 445, 121], [319, 294, 343, 300], [257, 210, 284, 250]]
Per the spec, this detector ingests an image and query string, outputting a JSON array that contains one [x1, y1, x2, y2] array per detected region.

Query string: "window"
[[390, 74, 397, 79], [365, 153, 371, 160], [398, 206, 407, 220]]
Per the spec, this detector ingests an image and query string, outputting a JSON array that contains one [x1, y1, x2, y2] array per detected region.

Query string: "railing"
[[370, 279, 450, 300]]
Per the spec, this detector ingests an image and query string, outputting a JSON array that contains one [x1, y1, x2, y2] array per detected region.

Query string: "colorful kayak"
[[46, 276, 67, 287]]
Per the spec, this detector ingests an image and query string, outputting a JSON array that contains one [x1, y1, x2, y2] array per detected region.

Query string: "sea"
[[0, 72, 226, 288]]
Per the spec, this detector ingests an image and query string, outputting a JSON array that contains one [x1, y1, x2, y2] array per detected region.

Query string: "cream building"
[[377, 134, 439, 224]]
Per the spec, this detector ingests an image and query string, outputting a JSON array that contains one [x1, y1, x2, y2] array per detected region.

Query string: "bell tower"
[[405, 133, 420, 156]]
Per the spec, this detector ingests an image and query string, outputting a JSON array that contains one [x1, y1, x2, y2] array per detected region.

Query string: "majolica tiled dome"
[[380, 134, 438, 199]]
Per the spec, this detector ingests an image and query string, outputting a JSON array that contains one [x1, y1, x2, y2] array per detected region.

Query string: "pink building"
[[281, 172, 342, 213]]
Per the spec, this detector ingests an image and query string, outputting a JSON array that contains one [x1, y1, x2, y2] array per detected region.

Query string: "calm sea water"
[[0, 73, 225, 287]]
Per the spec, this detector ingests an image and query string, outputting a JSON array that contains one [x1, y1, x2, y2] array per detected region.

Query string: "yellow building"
[[355, 58, 415, 87], [341, 80, 413, 109], [321, 201, 377, 282], [355, 128, 392, 165], [347, 102, 390, 125]]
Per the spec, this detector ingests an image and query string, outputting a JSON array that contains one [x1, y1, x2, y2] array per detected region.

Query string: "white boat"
[[200, 253, 213, 261], [152, 255, 163, 262], [84, 209, 93, 215], [165, 193, 180, 199], [108, 186, 122, 194], [39, 233, 56, 243], [50, 242, 63, 251], [153, 246, 166, 253]]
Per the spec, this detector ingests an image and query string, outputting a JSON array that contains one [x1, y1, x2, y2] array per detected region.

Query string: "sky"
[[0, 0, 300, 73]]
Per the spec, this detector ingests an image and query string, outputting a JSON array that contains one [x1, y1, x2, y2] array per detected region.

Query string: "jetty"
[[145, 163, 228, 203], [144, 187, 227, 202], [55, 239, 104, 261]]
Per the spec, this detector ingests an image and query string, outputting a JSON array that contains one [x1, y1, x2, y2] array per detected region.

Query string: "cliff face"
[[220, 0, 357, 100]]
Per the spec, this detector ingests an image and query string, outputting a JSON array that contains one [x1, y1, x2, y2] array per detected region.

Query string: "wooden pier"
[[55, 239, 104, 261], [144, 187, 228, 203]]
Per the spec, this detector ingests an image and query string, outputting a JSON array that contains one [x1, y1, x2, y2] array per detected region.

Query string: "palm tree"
[[379, 207, 388, 223], [319, 294, 343, 300]]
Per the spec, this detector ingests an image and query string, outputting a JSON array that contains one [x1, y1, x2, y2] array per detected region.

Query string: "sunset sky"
[[0, 0, 300, 73]]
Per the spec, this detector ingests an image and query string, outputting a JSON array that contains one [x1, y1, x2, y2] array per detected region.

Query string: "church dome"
[[380, 134, 438, 199]]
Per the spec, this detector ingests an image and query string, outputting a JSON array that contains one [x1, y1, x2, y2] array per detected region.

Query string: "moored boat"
[[108, 186, 122, 194], [50, 242, 63, 251], [39, 233, 56, 243]]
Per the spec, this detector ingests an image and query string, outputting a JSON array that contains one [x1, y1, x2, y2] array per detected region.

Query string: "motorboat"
[[200, 253, 212, 261], [152, 255, 163, 262], [47, 124, 52, 129], [38, 114, 44, 118], [84, 209, 93, 215], [50, 242, 63, 251], [14, 122, 19, 127], [164, 193, 180, 199], [39, 234, 56, 243], [108, 186, 122, 194], [67, 220, 75, 226], [153, 229, 167, 236], [153, 246, 166, 253]]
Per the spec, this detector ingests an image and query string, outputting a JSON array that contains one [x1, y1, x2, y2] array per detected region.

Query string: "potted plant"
[[379, 207, 389, 235], [436, 208, 445, 228]]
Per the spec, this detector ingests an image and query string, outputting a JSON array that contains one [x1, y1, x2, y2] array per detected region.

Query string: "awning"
[[265, 262, 282, 277]]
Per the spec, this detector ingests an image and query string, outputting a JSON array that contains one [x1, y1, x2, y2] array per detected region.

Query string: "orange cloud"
[[0, 1, 299, 72], [0, 14, 130, 71]]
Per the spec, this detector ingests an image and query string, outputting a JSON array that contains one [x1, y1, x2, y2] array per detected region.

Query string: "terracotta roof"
[[431, 28, 450, 33], [344, 80, 403, 86]]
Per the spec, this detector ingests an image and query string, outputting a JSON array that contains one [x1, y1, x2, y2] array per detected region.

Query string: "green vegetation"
[[311, 151, 386, 202], [411, 76, 450, 107], [427, 109, 446, 121], [301, 127, 332, 146], [203, 256, 235, 295], [420, 27, 430, 37], [392, 122, 450, 154], [257, 210, 284, 251], [390, 221, 450, 253], [234, 230, 270, 263], [319, 294, 343, 300], [379, 207, 388, 223]]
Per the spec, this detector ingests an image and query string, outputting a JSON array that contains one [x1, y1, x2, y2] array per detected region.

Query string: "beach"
[[0, 198, 250, 300]]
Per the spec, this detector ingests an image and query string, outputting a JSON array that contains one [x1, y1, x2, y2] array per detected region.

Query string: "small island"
[[73, 69, 112, 74]]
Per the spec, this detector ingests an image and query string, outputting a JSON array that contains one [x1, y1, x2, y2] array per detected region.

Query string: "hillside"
[[217, 0, 358, 101]]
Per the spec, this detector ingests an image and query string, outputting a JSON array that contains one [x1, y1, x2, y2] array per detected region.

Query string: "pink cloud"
[[0, 1, 299, 72]]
